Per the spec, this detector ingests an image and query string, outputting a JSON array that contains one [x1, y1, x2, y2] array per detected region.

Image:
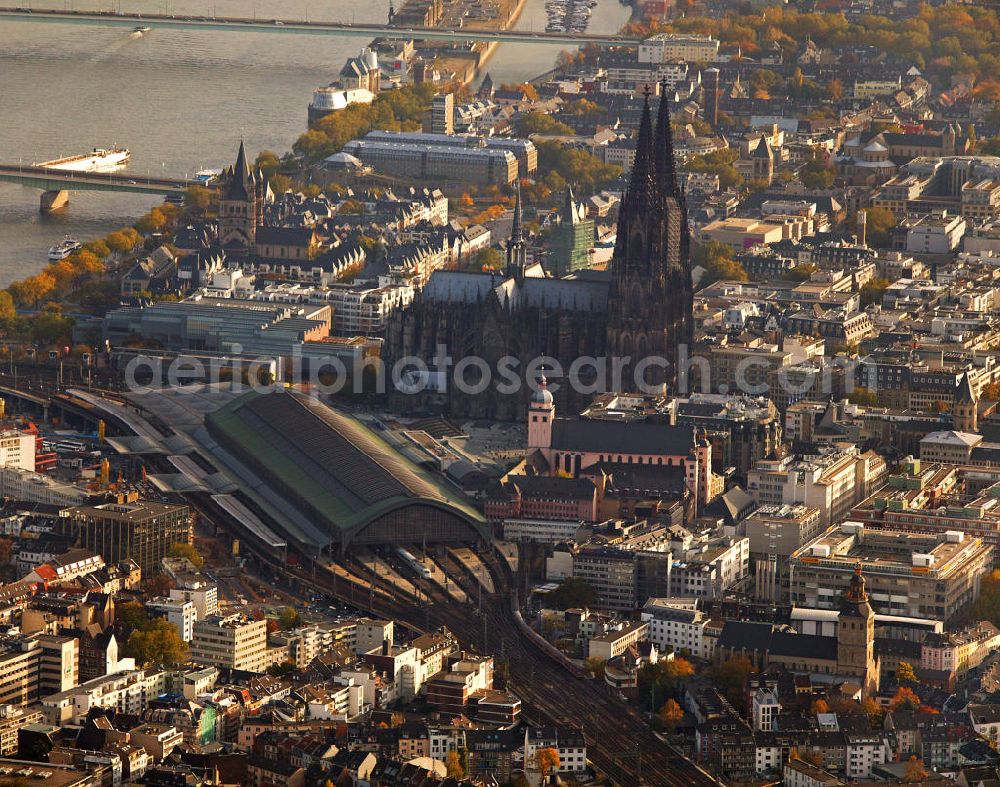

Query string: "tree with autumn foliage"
[[711, 656, 755, 709], [862, 697, 884, 728], [445, 750, 464, 778], [809, 699, 830, 716], [536, 747, 560, 779], [888, 686, 937, 714], [904, 755, 928, 781], [658, 698, 684, 732]]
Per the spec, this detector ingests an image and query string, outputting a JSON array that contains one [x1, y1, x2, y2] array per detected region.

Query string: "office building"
[[59, 501, 191, 576], [745, 504, 824, 603], [789, 522, 993, 622]]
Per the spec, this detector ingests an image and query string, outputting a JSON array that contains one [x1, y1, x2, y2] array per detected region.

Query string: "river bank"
[[0, 0, 630, 283]]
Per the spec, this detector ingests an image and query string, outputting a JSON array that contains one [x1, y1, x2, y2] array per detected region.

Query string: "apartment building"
[[147, 598, 197, 643], [168, 578, 219, 620], [587, 621, 649, 661], [189, 615, 269, 673], [921, 621, 1000, 677], [42, 667, 172, 725], [747, 447, 888, 526], [638, 33, 720, 63], [641, 599, 715, 660]]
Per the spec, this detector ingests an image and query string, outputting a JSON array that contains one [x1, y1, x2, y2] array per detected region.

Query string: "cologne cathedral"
[[384, 89, 694, 419]]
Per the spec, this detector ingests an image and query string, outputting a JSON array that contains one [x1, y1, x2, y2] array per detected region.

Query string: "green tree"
[[30, 310, 73, 344], [254, 150, 281, 179], [266, 661, 297, 677], [585, 657, 607, 679], [800, 159, 835, 189], [862, 207, 896, 248], [475, 247, 504, 270], [897, 661, 918, 684], [0, 292, 16, 333], [269, 174, 293, 194], [860, 276, 890, 307], [547, 577, 597, 610], [515, 112, 575, 136], [183, 186, 215, 216], [711, 656, 754, 709], [106, 228, 141, 254], [83, 239, 111, 258], [783, 263, 818, 282], [168, 541, 205, 570], [535, 140, 622, 194], [848, 387, 878, 406], [968, 569, 1000, 627], [278, 606, 301, 630], [694, 240, 747, 285], [126, 617, 188, 665], [682, 148, 742, 190]]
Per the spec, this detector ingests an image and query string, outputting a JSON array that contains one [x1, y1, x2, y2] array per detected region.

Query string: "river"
[[0, 0, 630, 286]]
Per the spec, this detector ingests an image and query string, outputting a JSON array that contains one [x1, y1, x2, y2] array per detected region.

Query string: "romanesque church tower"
[[217, 141, 273, 256], [954, 371, 978, 433]]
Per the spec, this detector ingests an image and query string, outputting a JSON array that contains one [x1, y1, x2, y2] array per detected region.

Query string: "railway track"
[[183, 492, 720, 785]]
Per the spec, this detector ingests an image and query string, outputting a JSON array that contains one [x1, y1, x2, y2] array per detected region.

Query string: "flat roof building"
[[190, 614, 269, 673], [58, 501, 191, 576], [789, 521, 993, 622]]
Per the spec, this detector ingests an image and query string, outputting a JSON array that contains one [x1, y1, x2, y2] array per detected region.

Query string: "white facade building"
[[147, 598, 198, 643], [641, 598, 715, 660], [638, 33, 720, 63]]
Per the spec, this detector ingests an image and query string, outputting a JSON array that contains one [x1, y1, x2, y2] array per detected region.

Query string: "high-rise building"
[[58, 501, 192, 576], [430, 92, 454, 135]]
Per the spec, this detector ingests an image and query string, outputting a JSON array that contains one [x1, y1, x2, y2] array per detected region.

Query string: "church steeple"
[[954, 371, 979, 433], [562, 185, 578, 225], [235, 139, 250, 180], [506, 181, 526, 280]]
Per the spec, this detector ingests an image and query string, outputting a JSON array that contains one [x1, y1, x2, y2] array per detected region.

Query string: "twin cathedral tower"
[[385, 89, 695, 419]]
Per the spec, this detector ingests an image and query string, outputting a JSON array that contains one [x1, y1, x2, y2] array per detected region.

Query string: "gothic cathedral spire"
[[506, 181, 526, 280], [606, 88, 693, 396], [654, 80, 679, 200]]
